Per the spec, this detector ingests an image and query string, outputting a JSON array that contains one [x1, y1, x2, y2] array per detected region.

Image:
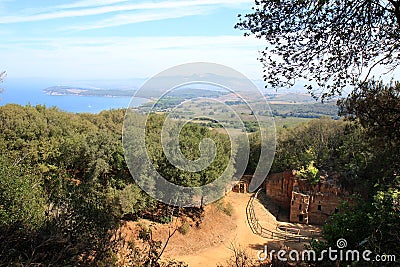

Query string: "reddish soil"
[[119, 192, 321, 266]]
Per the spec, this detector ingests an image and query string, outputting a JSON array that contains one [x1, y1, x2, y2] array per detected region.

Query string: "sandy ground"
[[121, 192, 321, 266], [170, 193, 268, 267]]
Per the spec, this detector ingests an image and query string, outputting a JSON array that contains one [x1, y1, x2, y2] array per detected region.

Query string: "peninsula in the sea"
[[44, 85, 230, 99], [44, 86, 136, 97]]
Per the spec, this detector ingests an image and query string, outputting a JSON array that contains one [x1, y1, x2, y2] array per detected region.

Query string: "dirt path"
[[155, 192, 320, 266], [172, 193, 268, 267]]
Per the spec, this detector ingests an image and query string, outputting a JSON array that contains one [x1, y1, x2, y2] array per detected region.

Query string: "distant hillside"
[[263, 93, 339, 119], [138, 88, 229, 111], [270, 101, 339, 119], [266, 93, 317, 103]]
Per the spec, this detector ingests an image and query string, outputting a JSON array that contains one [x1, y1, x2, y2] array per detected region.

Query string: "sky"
[[0, 0, 266, 82]]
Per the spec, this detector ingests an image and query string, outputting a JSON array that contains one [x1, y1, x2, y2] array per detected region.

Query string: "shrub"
[[215, 200, 234, 217], [159, 215, 172, 224], [223, 203, 234, 216], [178, 221, 190, 235]]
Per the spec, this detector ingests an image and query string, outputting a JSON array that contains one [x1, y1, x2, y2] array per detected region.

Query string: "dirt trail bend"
[[171, 193, 268, 267]]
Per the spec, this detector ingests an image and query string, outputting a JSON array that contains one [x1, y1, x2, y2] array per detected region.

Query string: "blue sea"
[[0, 78, 148, 113]]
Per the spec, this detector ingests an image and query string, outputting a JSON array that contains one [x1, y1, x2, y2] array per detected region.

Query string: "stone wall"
[[307, 193, 343, 224], [289, 191, 310, 223], [264, 171, 351, 225], [232, 175, 252, 193], [264, 170, 295, 209]]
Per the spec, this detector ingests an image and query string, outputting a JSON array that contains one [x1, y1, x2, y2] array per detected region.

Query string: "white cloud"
[[0, 0, 12, 13], [22, 0, 129, 14], [0, 0, 251, 24], [68, 6, 211, 31], [55, 0, 129, 9]]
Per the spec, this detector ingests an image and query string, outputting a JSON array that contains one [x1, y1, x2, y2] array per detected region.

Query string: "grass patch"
[[215, 200, 234, 216], [178, 221, 191, 235]]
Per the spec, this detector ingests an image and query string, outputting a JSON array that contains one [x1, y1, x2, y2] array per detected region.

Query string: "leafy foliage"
[[127, 223, 188, 267], [144, 113, 233, 188], [236, 0, 400, 98], [0, 105, 154, 265], [270, 117, 349, 174], [0, 156, 46, 231], [310, 81, 400, 265], [339, 79, 400, 139], [0, 102, 236, 265], [297, 161, 320, 185]]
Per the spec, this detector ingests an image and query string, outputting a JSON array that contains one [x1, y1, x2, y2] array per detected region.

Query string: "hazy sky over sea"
[[0, 0, 266, 81]]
